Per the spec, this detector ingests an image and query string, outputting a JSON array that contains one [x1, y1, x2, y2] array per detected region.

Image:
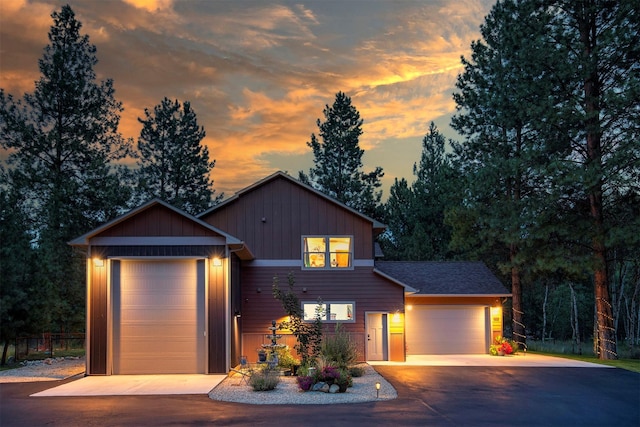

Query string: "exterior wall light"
[[93, 258, 104, 267], [212, 257, 222, 267]]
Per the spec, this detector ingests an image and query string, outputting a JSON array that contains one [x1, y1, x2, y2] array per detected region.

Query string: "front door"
[[366, 313, 387, 361]]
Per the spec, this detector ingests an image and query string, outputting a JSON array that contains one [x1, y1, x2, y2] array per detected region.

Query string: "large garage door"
[[113, 260, 205, 374], [406, 306, 488, 354]]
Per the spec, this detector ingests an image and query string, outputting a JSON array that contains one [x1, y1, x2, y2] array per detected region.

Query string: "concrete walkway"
[[31, 374, 227, 397]]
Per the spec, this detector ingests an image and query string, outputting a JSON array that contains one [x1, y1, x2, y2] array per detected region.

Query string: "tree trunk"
[[569, 283, 581, 354], [543, 283, 548, 342], [1, 341, 9, 366], [511, 245, 526, 349], [578, 0, 617, 360]]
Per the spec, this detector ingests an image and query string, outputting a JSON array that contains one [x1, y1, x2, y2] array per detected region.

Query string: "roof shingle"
[[375, 261, 511, 296]]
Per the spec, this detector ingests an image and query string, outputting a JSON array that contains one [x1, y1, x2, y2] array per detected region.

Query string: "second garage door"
[[406, 305, 488, 354], [113, 259, 205, 374]]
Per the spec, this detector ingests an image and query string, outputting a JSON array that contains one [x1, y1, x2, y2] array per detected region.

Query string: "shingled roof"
[[375, 261, 511, 296]]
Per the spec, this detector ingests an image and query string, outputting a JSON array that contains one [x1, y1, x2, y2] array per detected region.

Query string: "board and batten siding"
[[88, 259, 108, 375], [238, 266, 404, 362], [200, 176, 376, 260], [98, 203, 214, 237]]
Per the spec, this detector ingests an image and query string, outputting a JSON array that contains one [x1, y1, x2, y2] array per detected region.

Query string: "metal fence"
[[14, 333, 85, 361]]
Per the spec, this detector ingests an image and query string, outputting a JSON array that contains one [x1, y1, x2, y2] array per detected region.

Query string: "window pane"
[[329, 237, 351, 268], [330, 303, 353, 320], [303, 303, 327, 320], [304, 237, 326, 268]]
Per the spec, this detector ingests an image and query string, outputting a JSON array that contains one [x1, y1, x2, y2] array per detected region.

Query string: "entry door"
[[366, 313, 387, 361]]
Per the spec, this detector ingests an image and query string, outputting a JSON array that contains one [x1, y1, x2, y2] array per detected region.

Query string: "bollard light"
[[375, 381, 381, 398]]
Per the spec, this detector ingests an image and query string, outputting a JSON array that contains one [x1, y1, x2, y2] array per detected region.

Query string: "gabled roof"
[[375, 261, 511, 296], [198, 171, 386, 231], [69, 198, 253, 259]]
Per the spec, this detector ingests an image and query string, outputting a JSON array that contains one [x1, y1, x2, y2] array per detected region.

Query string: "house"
[[70, 171, 510, 375]]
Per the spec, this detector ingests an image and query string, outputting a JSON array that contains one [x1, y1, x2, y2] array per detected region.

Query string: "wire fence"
[[14, 333, 85, 361]]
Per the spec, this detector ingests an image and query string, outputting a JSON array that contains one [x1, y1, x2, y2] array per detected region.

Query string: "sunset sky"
[[1, 0, 494, 199]]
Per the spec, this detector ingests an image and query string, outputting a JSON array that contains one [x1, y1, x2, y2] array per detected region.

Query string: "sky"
[[0, 0, 494, 199]]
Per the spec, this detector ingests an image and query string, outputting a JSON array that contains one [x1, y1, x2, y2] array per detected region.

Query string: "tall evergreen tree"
[[449, 0, 556, 349], [299, 92, 384, 219], [134, 97, 221, 214], [449, 0, 640, 358], [381, 123, 455, 260], [0, 172, 36, 364], [0, 5, 132, 332], [537, 0, 640, 359]]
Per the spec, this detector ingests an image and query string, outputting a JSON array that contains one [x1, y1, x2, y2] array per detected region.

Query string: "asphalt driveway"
[[1, 365, 638, 426]]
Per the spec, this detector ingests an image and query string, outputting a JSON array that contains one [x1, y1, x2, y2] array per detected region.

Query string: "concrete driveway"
[[370, 353, 612, 368]]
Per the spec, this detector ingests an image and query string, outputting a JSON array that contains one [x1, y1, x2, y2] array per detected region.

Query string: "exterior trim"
[[245, 259, 375, 267], [89, 236, 227, 246], [408, 294, 512, 298]]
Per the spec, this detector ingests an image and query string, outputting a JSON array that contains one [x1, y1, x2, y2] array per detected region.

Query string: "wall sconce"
[[234, 311, 241, 318], [302, 287, 307, 293], [261, 217, 266, 223], [212, 257, 222, 267], [375, 381, 381, 398], [93, 258, 104, 267], [392, 311, 401, 323], [257, 288, 262, 293]]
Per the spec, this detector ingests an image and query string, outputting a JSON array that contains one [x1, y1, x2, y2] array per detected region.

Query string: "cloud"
[[0, 0, 494, 198], [122, 0, 174, 13]]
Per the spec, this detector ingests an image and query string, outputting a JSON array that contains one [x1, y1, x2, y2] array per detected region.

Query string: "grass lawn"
[[527, 350, 640, 373]]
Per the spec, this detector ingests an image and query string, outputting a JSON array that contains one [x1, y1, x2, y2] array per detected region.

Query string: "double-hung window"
[[302, 301, 355, 323], [302, 236, 353, 269]]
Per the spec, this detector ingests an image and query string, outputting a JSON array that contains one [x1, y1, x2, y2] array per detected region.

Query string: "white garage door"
[[114, 260, 205, 374], [406, 306, 488, 354]]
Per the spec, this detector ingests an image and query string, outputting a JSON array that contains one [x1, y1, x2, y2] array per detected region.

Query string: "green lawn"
[[528, 351, 640, 373]]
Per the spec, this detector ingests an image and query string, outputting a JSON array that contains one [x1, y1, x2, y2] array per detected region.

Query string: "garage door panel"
[[406, 306, 488, 355], [114, 260, 205, 375]]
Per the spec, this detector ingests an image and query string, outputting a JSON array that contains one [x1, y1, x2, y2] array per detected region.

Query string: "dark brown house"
[[71, 171, 510, 376]]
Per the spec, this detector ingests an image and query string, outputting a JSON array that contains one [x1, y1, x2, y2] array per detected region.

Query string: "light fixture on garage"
[[234, 310, 242, 318], [212, 257, 222, 267], [392, 310, 401, 323], [93, 258, 104, 267]]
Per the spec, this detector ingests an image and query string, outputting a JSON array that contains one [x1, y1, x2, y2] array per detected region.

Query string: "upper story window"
[[302, 236, 353, 269]]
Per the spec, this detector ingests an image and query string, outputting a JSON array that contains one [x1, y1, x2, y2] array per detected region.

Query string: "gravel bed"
[[208, 364, 397, 405], [0, 357, 86, 383]]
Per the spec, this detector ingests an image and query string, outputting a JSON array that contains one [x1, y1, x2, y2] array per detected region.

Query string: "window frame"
[[302, 301, 356, 323], [301, 235, 354, 270]]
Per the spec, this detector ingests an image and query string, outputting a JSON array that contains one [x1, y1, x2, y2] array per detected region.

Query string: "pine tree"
[[0, 5, 132, 332], [381, 123, 455, 260], [135, 97, 221, 214], [299, 92, 383, 219], [449, 0, 640, 358], [449, 0, 561, 349]]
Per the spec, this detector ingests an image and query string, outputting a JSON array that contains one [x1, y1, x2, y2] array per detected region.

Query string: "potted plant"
[[490, 336, 516, 356]]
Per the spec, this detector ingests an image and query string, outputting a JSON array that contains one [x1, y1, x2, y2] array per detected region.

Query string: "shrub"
[[248, 369, 280, 391], [320, 323, 359, 369], [296, 375, 314, 391], [349, 365, 365, 377]]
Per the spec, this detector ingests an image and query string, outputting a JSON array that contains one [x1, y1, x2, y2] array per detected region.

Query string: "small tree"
[[272, 272, 323, 366]]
